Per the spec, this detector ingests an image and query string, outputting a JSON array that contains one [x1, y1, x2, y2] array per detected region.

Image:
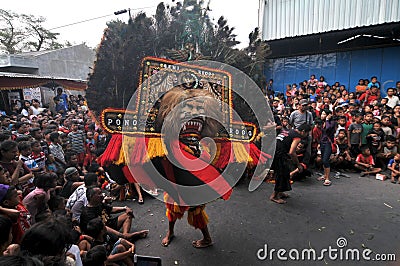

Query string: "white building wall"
[[261, 0, 400, 40]]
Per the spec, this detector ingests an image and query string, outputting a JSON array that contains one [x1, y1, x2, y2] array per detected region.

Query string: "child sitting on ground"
[[387, 152, 400, 184], [354, 146, 382, 177], [332, 129, 352, 169], [377, 135, 398, 169]]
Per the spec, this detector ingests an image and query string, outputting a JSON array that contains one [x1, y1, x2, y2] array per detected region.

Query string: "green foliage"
[[0, 9, 65, 53], [0, 9, 24, 54], [86, 1, 270, 124]]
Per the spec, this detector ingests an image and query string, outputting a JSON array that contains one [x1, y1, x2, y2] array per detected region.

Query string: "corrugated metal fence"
[[262, 0, 400, 41], [264, 46, 400, 93]]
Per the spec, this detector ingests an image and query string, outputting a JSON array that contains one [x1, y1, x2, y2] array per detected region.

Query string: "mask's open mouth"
[[180, 116, 204, 137], [179, 116, 205, 157]]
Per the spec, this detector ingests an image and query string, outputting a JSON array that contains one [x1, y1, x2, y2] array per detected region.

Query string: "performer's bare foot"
[[270, 194, 286, 204], [278, 192, 290, 199], [192, 238, 213, 248], [161, 231, 174, 247]]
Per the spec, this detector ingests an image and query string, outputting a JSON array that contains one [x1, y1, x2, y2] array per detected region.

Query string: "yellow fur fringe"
[[232, 142, 252, 164], [146, 138, 167, 162], [115, 136, 167, 165], [116, 136, 136, 165], [116, 137, 252, 166], [211, 143, 222, 165]]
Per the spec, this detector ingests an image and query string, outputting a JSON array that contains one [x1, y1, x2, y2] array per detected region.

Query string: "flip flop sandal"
[[323, 180, 332, 186], [138, 199, 144, 205], [317, 176, 325, 181]]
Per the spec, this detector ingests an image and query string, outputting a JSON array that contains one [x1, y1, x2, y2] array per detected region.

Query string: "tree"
[[0, 9, 24, 54], [86, 1, 271, 124], [0, 9, 66, 54], [20, 14, 61, 51]]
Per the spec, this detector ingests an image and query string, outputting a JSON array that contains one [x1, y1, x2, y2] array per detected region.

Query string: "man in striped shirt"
[[68, 122, 86, 165]]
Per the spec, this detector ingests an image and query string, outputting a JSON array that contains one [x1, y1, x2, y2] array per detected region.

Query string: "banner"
[[23, 87, 42, 102]]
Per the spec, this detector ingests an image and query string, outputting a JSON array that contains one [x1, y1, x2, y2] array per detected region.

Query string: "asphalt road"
[[120, 172, 400, 266]]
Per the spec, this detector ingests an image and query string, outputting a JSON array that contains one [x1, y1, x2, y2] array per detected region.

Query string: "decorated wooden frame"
[[100, 57, 257, 142]]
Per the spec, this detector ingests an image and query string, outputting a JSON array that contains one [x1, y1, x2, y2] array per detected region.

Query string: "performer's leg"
[[192, 225, 213, 248], [162, 194, 188, 246], [270, 158, 291, 204], [162, 221, 176, 247], [133, 183, 144, 204], [187, 206, 213, 248]]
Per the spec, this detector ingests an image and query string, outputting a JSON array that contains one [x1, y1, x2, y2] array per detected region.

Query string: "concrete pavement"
[[121, 172, 400, 266]]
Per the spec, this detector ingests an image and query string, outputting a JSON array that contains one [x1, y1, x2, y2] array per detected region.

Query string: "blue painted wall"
[[265, 46, 400, 94]]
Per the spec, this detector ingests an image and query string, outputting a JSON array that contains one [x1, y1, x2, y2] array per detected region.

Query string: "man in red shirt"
[[359, 86, 380, 106]]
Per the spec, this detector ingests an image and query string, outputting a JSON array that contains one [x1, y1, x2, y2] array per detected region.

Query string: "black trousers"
[[271, 155, 292, 192]]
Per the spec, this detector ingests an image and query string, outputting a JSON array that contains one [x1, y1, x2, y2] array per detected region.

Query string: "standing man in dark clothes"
[[270, 123, 312, 204], [53, 87, 68, 115]]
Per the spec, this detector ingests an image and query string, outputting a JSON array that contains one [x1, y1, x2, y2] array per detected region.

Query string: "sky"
[[1, 0, 261, 49]]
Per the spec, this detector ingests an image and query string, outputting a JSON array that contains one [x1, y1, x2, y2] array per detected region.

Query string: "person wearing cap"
[[289, 99, 313, 129], [271, 98, 280, 113], [60, 167, 84, 198], [289, 99, 314, 164]]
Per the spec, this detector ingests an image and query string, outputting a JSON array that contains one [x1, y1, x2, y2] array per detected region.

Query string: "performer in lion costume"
[[154, 87, 233, 248], [98, 85, 270, 248]]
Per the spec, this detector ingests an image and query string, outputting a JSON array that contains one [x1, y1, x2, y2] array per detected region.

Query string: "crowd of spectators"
[[265, 76, 400, 186], [0, 89, 148, 265]]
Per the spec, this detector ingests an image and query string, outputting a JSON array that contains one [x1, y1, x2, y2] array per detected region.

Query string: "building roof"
[[266, 21, 400, 58], [17, 44, 88, 57], [0, 72, 85, 82], [0, 72, 87, 91]]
